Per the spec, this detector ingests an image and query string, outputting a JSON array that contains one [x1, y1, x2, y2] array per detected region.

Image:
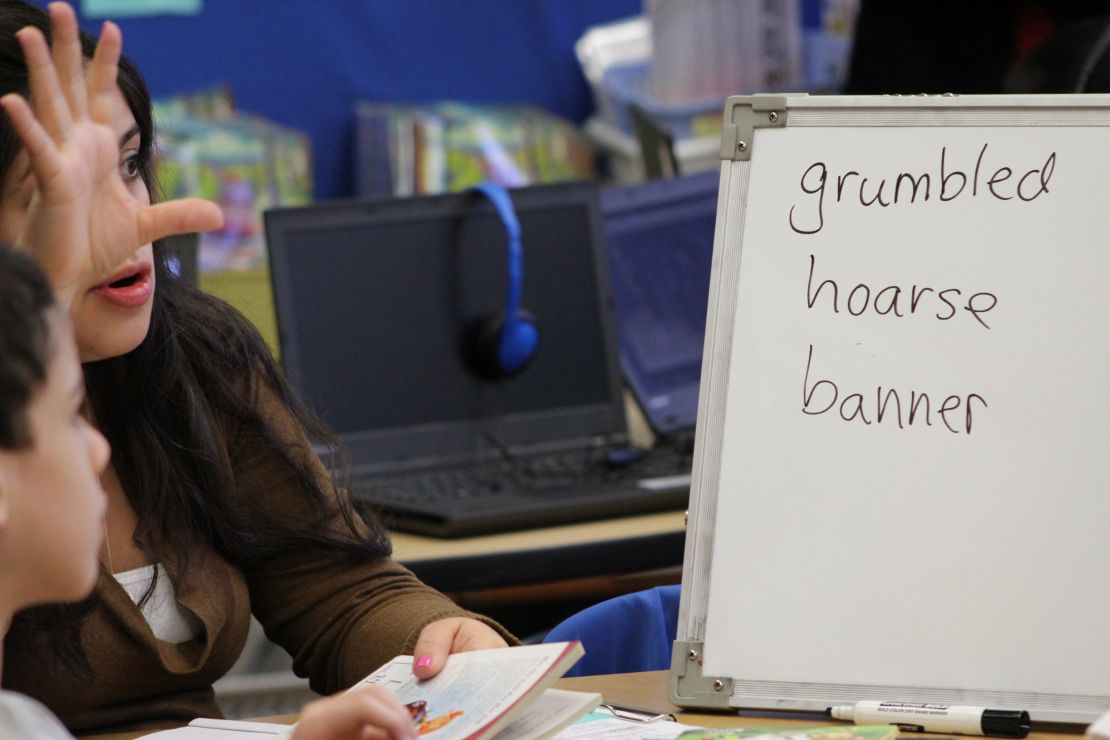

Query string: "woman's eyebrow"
[[119, 124, 140, 148]]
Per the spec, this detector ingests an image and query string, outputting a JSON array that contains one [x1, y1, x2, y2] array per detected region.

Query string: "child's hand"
[[0, 2, 222, 304], [292, 686, 418, 740]]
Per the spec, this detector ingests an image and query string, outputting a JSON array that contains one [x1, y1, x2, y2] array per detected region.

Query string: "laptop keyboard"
[[355, 443, 693, 537]]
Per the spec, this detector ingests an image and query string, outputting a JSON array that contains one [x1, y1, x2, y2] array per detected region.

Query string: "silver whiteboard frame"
[[670, 93, 1110, 723]]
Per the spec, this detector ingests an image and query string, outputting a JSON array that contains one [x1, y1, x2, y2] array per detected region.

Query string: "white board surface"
[[687, 97, 1110, 716]]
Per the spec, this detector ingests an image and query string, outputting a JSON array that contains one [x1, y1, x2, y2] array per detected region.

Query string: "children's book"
[[350, 642, 598, 739], [139, 642, 598, 740]]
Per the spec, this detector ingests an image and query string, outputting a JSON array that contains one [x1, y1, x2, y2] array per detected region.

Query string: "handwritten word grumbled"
[[788, 143, 1055, 236]]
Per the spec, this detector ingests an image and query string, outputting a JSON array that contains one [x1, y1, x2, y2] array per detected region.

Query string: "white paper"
[[138, 717, 292, 738], [553, 709, 699, 739]]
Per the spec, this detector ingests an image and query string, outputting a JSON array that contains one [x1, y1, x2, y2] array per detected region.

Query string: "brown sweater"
[[3, 377, 514, 735]]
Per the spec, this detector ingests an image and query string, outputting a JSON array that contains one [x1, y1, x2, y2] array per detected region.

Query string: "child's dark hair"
[[0, 244, 55, 449]]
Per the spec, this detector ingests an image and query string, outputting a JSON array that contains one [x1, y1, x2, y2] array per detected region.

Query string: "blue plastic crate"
[[601, 61, 725, 140]]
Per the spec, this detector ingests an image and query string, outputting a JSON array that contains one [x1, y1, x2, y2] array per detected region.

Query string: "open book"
[[350, 641, 597, 739], [139, 641, 598, 740]]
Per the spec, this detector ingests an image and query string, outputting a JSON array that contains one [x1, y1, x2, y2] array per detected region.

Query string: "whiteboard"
[[673, 95, 1110, 723]]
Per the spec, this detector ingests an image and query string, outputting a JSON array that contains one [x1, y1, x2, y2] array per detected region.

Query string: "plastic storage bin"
[[602, 61, 724, 140], [583, 116, 720, 184], [575, 15, 652, 134], [576, 16, 723, 141]]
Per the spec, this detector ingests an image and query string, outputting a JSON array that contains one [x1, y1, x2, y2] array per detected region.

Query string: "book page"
[[138, 718, 292, 738], [350, 642, 583, 739], [490, 689, 600, 740]]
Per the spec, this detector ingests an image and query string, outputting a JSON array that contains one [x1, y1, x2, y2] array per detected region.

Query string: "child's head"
[[0, 245, 110, 611]]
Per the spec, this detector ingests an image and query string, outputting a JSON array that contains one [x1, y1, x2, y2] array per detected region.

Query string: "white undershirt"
[[112, 563, 204, 644], [0, 690, 74, 739]]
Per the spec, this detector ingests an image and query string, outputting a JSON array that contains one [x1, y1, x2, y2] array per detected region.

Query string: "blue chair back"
[[543, 585, 680, 677]]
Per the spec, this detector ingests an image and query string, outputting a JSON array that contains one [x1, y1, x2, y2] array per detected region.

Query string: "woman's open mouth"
[[92, 263, 153, 308]]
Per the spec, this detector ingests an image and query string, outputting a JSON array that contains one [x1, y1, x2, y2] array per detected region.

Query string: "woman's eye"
[[120, 154, 141, 181]]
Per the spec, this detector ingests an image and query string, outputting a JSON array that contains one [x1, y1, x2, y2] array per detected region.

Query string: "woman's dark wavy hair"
[[1, 0, 391, 675]]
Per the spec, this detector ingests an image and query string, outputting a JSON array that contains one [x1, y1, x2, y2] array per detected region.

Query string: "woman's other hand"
[[292, 686, 417, 740], [411, 617, 510, 679], [0, 2, 222, 303]]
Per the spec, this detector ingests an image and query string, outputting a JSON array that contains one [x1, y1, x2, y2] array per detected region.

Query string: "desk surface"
[[84, 671, 1086, 740], [555, 672, 1085, 739], [391, 509, 687, 592]]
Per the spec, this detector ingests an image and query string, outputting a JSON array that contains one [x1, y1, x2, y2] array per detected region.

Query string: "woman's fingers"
[[14, 25, 72, 142], [85, 20, 121, 125], [47, 2, 88, 120], [136, 199, 225, 247], [0, 93, 64, 186], [411, 618, 509, 680]]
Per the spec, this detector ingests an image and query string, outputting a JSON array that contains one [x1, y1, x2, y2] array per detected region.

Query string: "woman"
[[0, 2, 510, 734]]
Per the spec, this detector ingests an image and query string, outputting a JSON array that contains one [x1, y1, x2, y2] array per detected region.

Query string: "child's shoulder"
[[0, 690, 74, 739]]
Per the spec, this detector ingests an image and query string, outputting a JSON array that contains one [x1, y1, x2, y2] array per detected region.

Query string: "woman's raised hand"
[[0, 2, 222, 302]]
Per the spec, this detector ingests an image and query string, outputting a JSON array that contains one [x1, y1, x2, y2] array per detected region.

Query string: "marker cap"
[[981, 709, 1031, 738]]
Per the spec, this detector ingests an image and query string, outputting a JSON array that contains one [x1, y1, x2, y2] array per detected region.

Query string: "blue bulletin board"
[[69, 0, 640, 200]]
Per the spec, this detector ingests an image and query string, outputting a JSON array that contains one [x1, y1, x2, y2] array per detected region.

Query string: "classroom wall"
[[75, 0, 642, 201]]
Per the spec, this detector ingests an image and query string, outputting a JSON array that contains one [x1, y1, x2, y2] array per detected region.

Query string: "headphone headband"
[[468, 182, 539, 377], [472, 182, 524, 325]]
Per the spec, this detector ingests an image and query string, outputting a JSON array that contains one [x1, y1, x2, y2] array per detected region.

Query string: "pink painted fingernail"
[[415, 655, 433, 668]]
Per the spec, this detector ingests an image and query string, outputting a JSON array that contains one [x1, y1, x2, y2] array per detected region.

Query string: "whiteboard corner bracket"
[[669, 640, 733, 709], [721, 94, 792, 162]]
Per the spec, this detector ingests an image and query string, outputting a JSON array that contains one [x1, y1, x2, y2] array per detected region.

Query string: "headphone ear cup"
[[471, 310, 539, 380], [498, 309, 540, 376], [471, 314, 508, 380]]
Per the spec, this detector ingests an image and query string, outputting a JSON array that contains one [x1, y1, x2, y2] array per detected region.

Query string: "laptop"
[[600, 171, 718, 445], [265, 182, 690, 537]]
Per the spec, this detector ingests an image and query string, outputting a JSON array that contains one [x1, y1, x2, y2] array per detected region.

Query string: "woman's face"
[[0, 309, 110, 606], [0, 84, 153, 363]]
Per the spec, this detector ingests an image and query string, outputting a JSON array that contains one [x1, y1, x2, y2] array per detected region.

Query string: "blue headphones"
[[468, 182, 540, 379]]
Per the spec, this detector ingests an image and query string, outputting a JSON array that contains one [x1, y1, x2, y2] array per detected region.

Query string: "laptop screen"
[[601, 172, 718, 437], [266, 183, 628, 472]]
